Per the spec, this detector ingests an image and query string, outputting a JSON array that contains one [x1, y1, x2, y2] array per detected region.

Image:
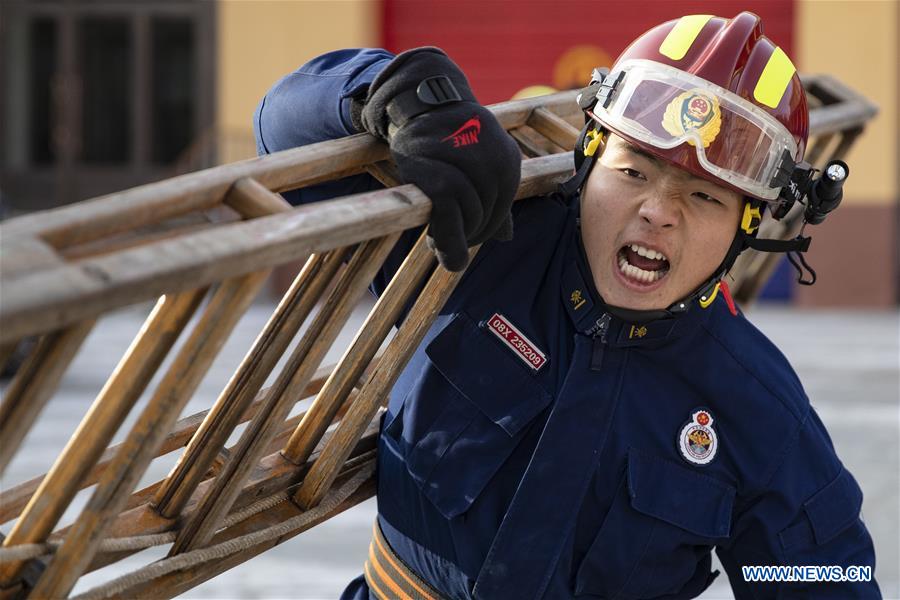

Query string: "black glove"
[[354, 47, 521, 271]]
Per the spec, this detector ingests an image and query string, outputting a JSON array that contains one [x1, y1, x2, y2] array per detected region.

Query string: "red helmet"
[[587, 12, 807, 202]]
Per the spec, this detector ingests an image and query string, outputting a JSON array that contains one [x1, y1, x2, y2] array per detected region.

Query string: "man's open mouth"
[[617, 243, 670, 284]]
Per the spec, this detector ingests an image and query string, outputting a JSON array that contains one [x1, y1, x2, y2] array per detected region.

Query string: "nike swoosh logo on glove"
[[441, 115, 481, 147]]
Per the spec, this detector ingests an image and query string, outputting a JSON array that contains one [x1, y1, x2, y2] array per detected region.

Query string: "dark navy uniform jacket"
[[254, 49, 880, 600]]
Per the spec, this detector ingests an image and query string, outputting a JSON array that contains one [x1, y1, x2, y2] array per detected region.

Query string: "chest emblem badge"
[[678, 409, 718, 465]]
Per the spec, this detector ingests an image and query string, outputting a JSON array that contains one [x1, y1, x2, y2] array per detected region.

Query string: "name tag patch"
[[485, 313, 547, 372]]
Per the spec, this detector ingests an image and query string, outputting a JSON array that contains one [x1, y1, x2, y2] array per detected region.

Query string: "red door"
[[381, 1, 794, 104]]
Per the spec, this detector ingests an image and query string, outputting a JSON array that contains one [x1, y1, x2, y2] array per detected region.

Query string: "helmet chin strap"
[[561, 93, 845, 322], [563, 134, 737, 324], [566, 169, 818, 324], [655, 200, 818, 320], [663, 155, 851, 311]]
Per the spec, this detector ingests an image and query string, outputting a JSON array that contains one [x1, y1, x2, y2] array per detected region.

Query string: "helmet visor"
[[589, 59, 798, 200]]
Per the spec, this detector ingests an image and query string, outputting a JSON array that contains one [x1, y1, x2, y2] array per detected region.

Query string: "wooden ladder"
[[0, 79, 876, 598]]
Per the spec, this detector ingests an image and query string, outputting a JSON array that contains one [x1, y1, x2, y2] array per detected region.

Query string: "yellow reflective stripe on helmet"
[[659, 15, 713, 60], [753, 47, 796, 108]]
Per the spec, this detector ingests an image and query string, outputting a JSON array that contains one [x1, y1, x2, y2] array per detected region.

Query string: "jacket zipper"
[[590, 313, 610, 372]]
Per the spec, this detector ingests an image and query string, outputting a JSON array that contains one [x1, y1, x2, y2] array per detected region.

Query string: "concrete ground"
[[1, 301, 897, 599]]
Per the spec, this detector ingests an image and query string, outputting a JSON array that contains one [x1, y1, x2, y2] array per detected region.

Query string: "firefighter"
[[254, 12, 879, 599]]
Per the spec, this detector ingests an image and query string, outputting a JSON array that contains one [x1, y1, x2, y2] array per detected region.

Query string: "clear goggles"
[[588, 59, 799, 200]]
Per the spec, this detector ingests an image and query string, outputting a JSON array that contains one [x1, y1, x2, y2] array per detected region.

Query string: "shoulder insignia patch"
[[678, 409, 718, 465]]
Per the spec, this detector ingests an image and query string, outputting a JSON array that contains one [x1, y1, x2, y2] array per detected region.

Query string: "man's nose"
[[638, 186, 681, 229]]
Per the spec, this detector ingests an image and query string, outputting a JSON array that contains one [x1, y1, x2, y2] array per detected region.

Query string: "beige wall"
[[795, 0, 897, 306], [796, 0, 898, 205], [216, 0, 378, 161]]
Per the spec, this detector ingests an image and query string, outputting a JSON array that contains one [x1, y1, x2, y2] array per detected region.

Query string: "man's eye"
[[694, 192, 723, 205], [621, 168, 646, 180]]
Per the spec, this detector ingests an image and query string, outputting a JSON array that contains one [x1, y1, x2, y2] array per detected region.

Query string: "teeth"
[[629, 243, 666, 261], [619, 253, 667, 283]]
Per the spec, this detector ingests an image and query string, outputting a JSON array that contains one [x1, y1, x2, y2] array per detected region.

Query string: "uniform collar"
[[559, 206, 712, 347]]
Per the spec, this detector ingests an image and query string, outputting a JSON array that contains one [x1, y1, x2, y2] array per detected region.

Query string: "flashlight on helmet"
[[772, 159, 849, 224], [805, 160, 848, 224]]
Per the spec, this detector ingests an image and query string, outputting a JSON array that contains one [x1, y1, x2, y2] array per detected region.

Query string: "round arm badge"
[[678, 409, 718, 465]]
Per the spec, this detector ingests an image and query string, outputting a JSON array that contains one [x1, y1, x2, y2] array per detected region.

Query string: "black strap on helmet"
[[631, 159, 846, 317], [559, 126, 602, 196], [562, 65, 849, 317], [559, 68, 619, 197], [739, 159, 848, 286]]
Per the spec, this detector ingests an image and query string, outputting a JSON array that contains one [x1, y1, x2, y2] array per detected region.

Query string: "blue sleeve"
[[253, 48, 394, 206], [716, 410, 880, 598], [253, 48, 428, 301]]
